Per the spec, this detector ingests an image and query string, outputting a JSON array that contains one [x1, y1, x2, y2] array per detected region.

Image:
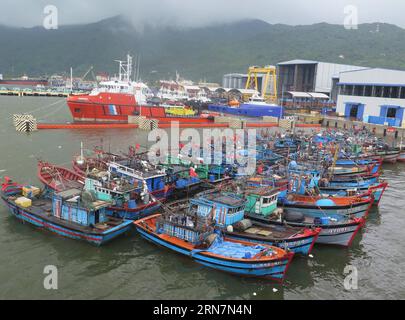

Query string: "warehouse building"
[[276, 59, 366, 100], [223, 73, 268, 94], [336, 68, 405, 128], [222, 73, 247, 89]]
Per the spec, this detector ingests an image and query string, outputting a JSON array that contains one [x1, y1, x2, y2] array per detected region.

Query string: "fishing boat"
[[398, 146, 405, 162], [38, 161, 162, 220], [186, 189, 320, 255], [322, 173, 380, 189], [278, 192, 373, 219], [107, 161, 174, 200], [335, 156, 381, 166], [318, 182, 388, 205], [373, 149, 400, 164], [397, 140, 405, 162], [1, 177, 132, 245], [72, 145, 127, 175], [134, 213, 294, 282], [38, 161, 85, 192], [329, 159, 382, 176], [247, 206, 365, 247]]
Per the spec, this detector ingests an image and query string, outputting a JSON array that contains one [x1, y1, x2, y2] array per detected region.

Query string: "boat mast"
[[115, 54, 133, 82], [70, 67, 73, 93]]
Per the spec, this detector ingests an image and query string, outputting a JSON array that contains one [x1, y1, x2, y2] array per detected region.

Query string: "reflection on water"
[[0, 97, 405, 299]]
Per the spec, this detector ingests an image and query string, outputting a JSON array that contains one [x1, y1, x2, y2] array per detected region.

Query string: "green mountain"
[[1, 16, 404, 83]]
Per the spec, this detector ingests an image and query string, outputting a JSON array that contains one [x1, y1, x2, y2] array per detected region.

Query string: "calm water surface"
[[0, 96, 404, 299]]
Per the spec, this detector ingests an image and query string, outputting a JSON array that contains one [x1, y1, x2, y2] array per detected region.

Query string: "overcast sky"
[[0, 0, 403, 29]]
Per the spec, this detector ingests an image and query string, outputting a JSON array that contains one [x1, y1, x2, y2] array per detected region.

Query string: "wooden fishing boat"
[[318, 182, 388, 205], [188, 189, 320, 256], [329, 160, 382, 176], [134, 214, 294, 282], [72, 144, 128, 176], [327, 172, 380, 183], [278, 193, 373, 219], [248, 209, 365, 247], [1, 177, 132, 245], [38, 161, 84, 192], [373, 149, 400, 164], [38, 161, 162, 220]]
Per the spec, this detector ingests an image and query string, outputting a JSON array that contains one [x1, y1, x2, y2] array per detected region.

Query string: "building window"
[[391, 87, 399, 99], [344, 85, 353, 95], [383, 86, 391, 98], [354, 85, 364, 96], [401, 87, 405, 99], [364, 86, 373, 96], [349, 104, 359, 118], [387, 107, 397, 118], [375, 86, 383, 97]]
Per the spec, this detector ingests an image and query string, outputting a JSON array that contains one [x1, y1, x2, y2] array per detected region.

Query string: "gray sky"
[[0, 0, 403, 29]]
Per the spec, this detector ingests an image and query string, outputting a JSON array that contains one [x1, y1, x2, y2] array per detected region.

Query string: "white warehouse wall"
[[315, 63, 366, 93], [336, 94, 405, 118]]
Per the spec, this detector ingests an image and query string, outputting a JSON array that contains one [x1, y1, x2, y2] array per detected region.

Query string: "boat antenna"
[[115, 54, 133, 82], [136, 54, 141, 82]]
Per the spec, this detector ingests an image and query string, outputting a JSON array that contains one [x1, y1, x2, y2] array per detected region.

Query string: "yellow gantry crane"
[[245, 65, 277, 103]]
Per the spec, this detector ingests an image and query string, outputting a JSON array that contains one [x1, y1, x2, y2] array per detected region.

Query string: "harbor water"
[[0, 96, 404, 299]]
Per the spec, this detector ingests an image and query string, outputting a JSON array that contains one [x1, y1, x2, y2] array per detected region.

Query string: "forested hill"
[[1, 16, 404, 83]]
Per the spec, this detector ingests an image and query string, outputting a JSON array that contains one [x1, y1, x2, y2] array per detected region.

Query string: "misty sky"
[[0, 0, 403, 29]]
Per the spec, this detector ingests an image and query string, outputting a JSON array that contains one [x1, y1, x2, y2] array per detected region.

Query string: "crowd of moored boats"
[[1, 128, 401, 282]]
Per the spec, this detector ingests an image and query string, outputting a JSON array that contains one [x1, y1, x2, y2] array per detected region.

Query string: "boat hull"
[[398, 151, 405, 162], [1, 197, 132, 246], [249, 215, 365, 247], [39, 162, 163, 219], [313, 220, 365, 246], [320, 183, 388, 205], [281, 201, 372, 219], [135, 216, 294, 282], [225, 229, 319, 256], [208, 104, 283, 118], [107, 202, 162, 220], [68, 93, 213, 123]]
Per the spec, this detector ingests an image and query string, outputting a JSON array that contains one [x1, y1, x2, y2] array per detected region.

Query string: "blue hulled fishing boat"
[[134, 213, 294, 282], [1, 177, 132, 245], [186, 189, 320, 255], [37, 161, 162, 220]]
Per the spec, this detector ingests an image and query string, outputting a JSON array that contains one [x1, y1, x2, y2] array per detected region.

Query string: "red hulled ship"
[[67, 55, 214, 123]]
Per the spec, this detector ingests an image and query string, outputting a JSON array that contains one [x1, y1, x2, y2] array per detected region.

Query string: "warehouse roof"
[[228, 88, 259, 95], [287, 91, 330, 99], [338, 68, 405, 86], [278, 59, 318, 65]]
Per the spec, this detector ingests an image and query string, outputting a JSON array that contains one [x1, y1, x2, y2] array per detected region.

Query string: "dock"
[[0, 88, 69, 97]]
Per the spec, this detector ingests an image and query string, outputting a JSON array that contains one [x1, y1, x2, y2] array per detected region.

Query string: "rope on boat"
[[27, 99, 65, 115], [36, 102, 66, 120]]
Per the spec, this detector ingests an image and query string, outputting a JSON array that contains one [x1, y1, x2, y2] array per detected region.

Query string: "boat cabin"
[[244, 188, 279, 217], [109, 161, 167, 192], [165, 165, 201, 190], [52, 188, 110, 226], [84, 175, 138, 202], [191, 192, 246, 227]]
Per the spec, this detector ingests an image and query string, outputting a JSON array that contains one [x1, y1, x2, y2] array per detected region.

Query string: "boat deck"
[[10, 196, 126, 234], [232, 222, 304, 240], [207, 240, 268, 259]]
